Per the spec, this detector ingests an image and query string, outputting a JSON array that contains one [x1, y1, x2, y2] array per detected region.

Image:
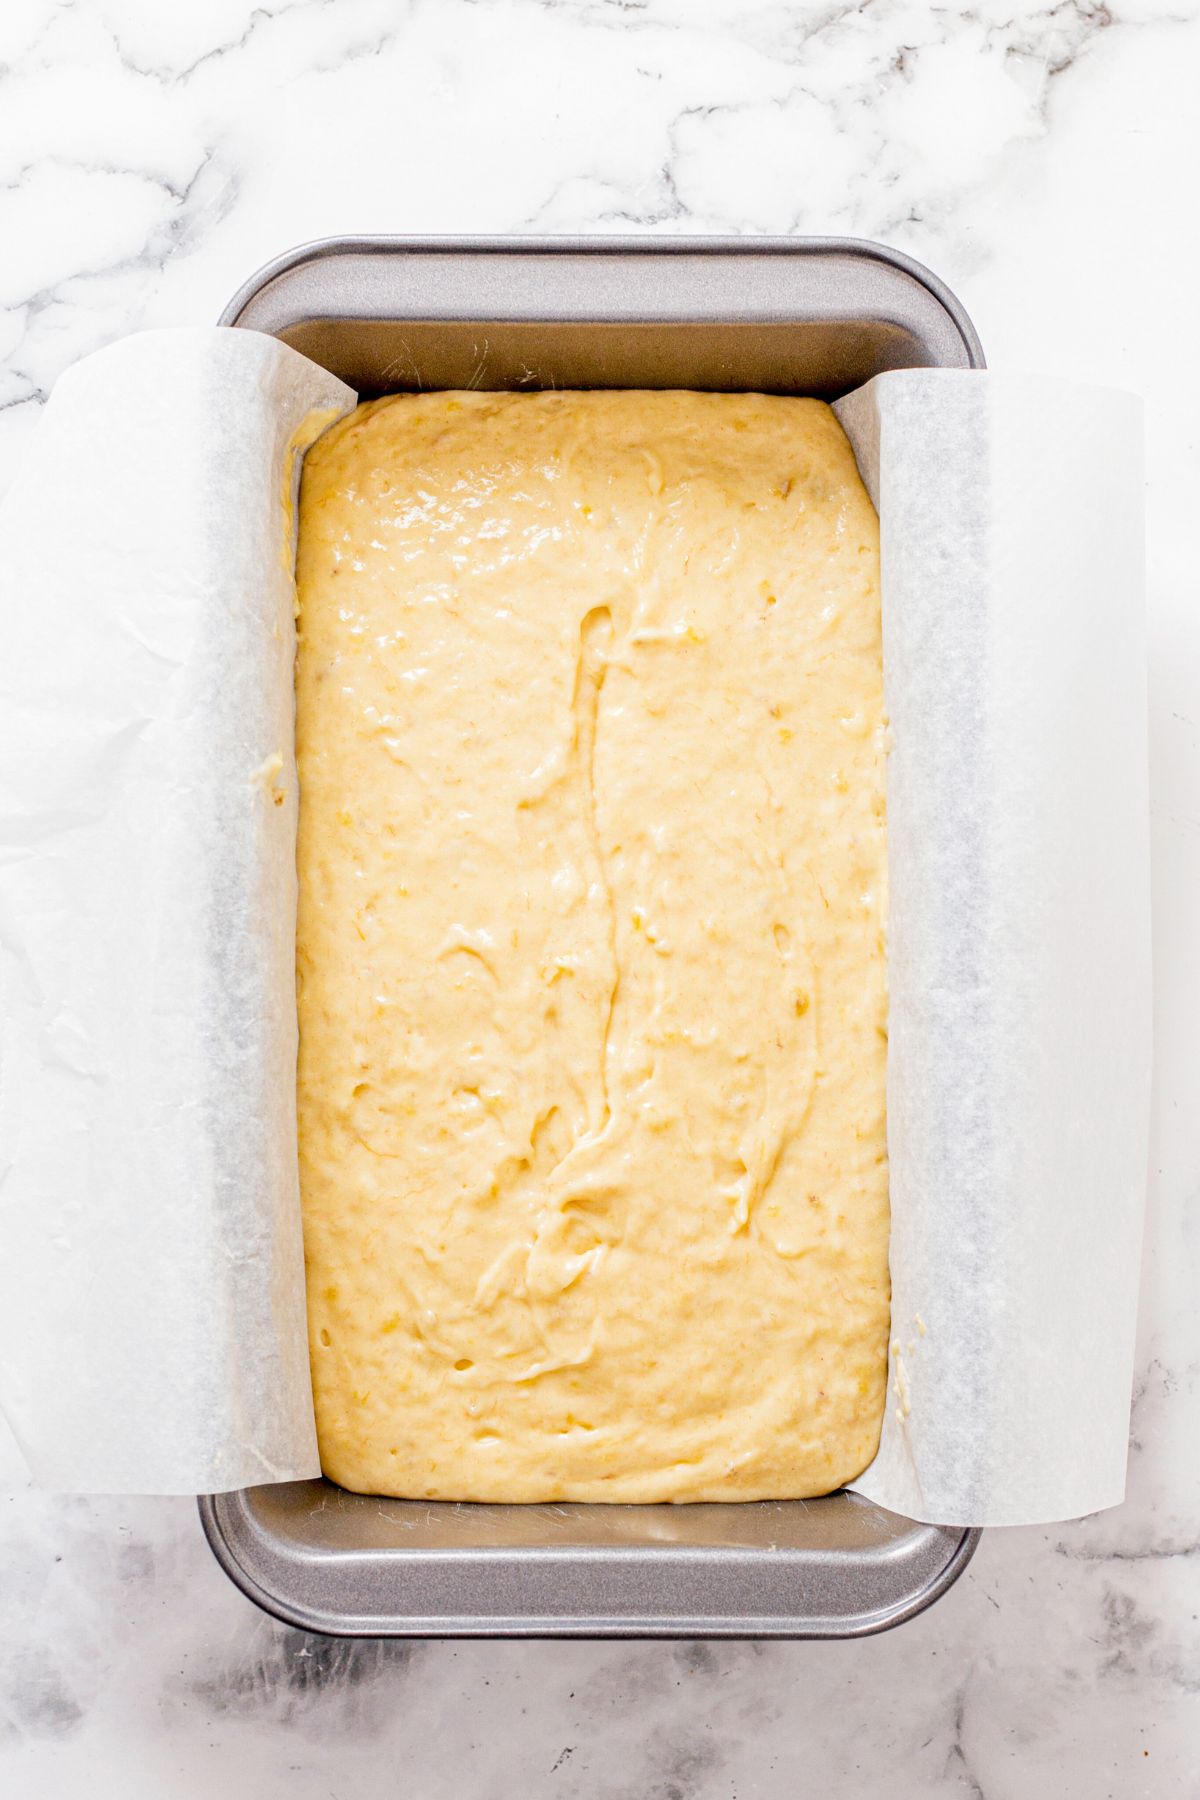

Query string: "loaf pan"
[[202, 236, 983, 1638]]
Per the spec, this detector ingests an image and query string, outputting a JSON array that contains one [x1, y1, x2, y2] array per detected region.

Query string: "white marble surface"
[[1, 0, 1198, 1793]]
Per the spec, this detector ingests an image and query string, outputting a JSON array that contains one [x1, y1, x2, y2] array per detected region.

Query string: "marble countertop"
[[2, 1, 1197, 1793]]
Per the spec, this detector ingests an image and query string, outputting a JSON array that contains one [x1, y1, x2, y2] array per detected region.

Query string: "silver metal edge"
[[199, 1494, 981, 1640], [201, 236, 986, 1638], [217, 233, 985, 371]]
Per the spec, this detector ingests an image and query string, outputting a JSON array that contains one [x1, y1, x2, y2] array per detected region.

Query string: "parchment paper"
[[0, 342, 1149, 1522], [837, 373, 1149, 1525], [0, 330, 354, 1492]]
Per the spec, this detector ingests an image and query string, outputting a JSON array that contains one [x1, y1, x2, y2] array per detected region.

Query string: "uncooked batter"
[[295, 389, 889, 1502]]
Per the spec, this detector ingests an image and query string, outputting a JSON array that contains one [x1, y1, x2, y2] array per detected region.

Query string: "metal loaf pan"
[[202, 237, 984, 1639]]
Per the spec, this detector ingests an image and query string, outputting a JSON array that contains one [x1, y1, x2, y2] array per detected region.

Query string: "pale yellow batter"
[[295, 389, 889, 1503]]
